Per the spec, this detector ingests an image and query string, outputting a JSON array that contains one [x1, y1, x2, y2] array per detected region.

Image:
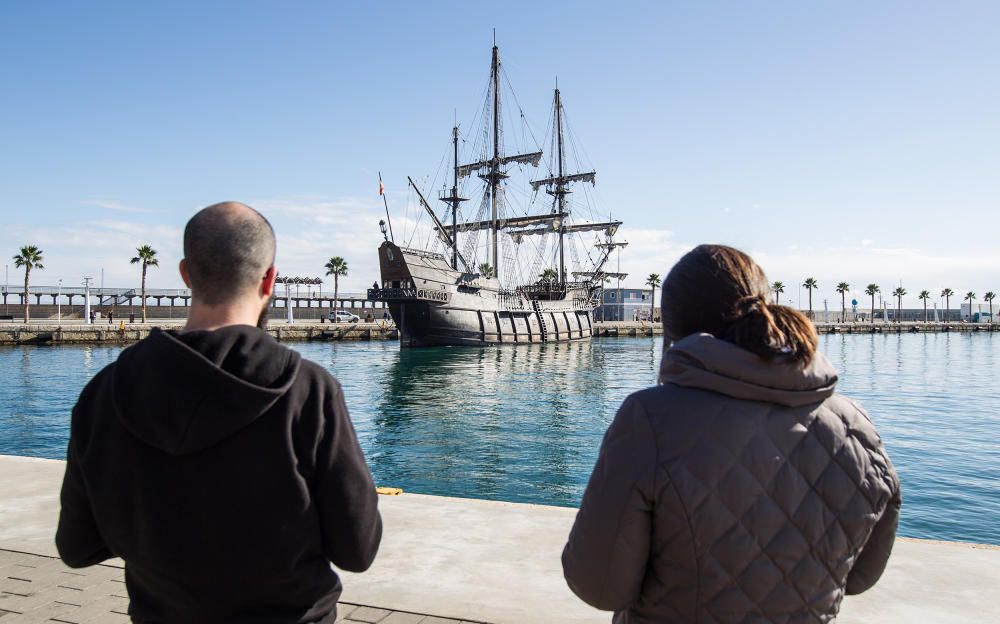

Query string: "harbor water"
[[1, 333, 998, 545]]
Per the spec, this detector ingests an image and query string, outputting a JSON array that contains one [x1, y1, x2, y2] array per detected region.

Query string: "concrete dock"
[[0, 321, 400, 346], [0, 455, 997, 623]]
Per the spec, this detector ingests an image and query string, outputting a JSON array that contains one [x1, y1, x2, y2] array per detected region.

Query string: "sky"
[[2, 1, 999, 310]]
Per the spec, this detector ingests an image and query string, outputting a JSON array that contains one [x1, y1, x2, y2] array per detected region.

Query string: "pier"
[[0, 455, 997, 623], [0, 285, 387, 323], [1, 319, 997, 346]]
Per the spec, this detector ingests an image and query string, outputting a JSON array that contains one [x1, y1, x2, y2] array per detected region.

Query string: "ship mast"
[[555, 87, 566, 283], [439, 126, 467, 271], [490, 45, 502, 276], [530, 87, 599, 285]]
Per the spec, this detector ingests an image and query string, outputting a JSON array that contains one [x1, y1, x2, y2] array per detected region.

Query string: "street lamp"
[[379, 220, 388, 241], [57, 279, 62, 323]]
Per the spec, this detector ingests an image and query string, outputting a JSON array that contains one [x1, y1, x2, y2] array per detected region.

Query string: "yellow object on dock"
[[376, 486, 403, 496]]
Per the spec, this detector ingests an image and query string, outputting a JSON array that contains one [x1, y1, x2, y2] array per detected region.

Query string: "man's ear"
[[262, 266, 277, 297], [179, 259, 192, 288]]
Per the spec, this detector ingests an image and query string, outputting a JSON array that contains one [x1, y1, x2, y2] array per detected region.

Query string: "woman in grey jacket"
[[563, 245, 901, 624]]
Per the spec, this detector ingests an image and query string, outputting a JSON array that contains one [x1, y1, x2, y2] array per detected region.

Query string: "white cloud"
[[0, 220, 182, 291], [80, 199, 156, 214]]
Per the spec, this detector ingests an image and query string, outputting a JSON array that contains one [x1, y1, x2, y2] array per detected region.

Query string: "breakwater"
[[0, 320, 996, 345], [0, 322, 400, 345]]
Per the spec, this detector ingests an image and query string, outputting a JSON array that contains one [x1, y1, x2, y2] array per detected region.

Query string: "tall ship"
[[369, 44, 627, 347]]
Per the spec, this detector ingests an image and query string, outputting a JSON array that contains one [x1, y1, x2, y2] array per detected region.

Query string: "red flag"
[[379, 181, 385, 196]]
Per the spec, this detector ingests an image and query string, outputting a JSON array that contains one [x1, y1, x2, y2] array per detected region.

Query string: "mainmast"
[[555, 88, 566, 283], [490, 45, 501, 275]]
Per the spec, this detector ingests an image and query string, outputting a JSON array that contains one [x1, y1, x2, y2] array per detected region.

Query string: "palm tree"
[[478, 263, 495, 278], [985, 291, 996, 325], [941, 288, 954, 323], [891, 287, 906, 323], [865, 284, 880, 323], [130, 245, 159, 323], [918, 290, 931, 322], [646, 273, 661, 322], [802, 278, 818, 320], [965, 291, 976, 322], [13, 246, 44, 324], [771, 281, 785, 305], [539, 268, 558, 283], [836, 282, 850, 322], [324, 257, 348, 321]]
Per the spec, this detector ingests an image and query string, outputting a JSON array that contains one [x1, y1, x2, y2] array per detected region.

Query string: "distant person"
[[57, 201, 382, 623], [107, 310, 114, 324], [563, 244, 901, 623], [89, 310, 95, 323]]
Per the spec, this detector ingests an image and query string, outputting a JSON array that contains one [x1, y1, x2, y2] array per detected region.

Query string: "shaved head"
[[183, 202, 276, 305]]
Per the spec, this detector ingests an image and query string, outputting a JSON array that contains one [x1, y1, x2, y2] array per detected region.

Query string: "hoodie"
[[56, 325, 382, 623], [562, 334, 901, 624]]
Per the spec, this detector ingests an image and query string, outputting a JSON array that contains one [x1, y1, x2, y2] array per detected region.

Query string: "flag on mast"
[[379, 180, 385, 196]]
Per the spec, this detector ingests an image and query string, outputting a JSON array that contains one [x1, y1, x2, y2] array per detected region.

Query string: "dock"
[[0, 455, 997, 623], [1, 319, 997, 346]]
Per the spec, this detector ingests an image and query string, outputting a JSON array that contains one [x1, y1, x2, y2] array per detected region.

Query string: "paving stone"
[[0, 585, 85, 611], [52, 594, 130, 623], [379, 612, 426, 624], [348, 605, 392, 622], [0, 551, 33, 567], [0, 548, 497, 624], [335, 603, 359, 621], [9, 600, 78, 623]]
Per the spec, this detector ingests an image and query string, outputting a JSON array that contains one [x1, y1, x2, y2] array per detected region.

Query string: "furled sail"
[[529, 171, 596, 191], [506, 220, 622, 237], [437, 212, 567, 235], [457, 151, 543, 179]]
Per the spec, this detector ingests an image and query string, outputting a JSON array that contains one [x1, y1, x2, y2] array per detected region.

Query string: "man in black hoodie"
[[56, 202, 382, 623]]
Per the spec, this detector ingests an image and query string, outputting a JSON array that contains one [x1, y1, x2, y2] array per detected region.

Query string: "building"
[[594, 287, 658, 322]]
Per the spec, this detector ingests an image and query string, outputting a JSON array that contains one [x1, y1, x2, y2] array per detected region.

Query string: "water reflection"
[[363, 340, 648, 504]]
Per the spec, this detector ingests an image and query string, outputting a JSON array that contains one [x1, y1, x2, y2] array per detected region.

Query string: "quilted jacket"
[[563, 333, 901, 623]]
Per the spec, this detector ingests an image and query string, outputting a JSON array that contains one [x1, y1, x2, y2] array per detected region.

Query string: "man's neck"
[[183, 300, 263, 333]]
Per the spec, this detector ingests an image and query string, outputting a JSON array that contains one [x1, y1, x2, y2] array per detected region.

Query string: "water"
[[1, 334, 998, 545]]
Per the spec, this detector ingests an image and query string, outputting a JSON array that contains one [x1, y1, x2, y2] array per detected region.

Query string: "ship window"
[[392, 281, 401, 289], [610, 292, 616, 299], [387, 249, 395, 261]]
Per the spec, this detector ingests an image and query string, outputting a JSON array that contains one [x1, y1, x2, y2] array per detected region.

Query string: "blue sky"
[[2, 1, 999, 309]]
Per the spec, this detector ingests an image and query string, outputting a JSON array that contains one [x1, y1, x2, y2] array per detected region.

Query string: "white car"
[[329, 311, 360, 323]]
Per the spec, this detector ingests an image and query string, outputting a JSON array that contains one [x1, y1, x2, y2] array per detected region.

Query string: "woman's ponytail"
[[722, 296, 817, 365]]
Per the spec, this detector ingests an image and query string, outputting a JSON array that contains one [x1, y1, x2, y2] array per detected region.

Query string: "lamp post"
[[379, 220, 388, 241], [83, 276, 92, 324], [57, 279, 62, 323]]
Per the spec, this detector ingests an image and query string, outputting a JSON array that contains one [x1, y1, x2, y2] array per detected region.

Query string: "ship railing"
[[499, 289, 526, 310], [397, 246, 447, 262], [367, 287, 418, 301]]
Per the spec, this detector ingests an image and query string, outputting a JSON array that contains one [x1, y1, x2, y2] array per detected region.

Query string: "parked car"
[[329, 310, 360, 323]]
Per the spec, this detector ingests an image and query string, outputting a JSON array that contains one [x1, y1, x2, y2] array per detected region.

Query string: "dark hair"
[[183, 202, 276, 305], [661, 244, 817, 365]]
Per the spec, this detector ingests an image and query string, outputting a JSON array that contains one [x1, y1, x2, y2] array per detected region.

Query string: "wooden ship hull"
[[369, 242, 595, 347]]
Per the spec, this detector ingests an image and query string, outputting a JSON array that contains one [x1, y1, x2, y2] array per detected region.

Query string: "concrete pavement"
[[1, 455, 997, 623]]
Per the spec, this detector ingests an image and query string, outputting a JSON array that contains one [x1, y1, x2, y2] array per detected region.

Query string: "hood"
[[658, 333, 838, 407], [112, 325, 301, 455]]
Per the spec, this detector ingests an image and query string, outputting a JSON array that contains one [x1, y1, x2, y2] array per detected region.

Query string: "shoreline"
[[0, 320, 996, 346]]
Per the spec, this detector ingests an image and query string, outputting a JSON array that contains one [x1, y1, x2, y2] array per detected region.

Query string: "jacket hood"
[[112, 325, 301, 454], [658, 333, 838, 406]]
